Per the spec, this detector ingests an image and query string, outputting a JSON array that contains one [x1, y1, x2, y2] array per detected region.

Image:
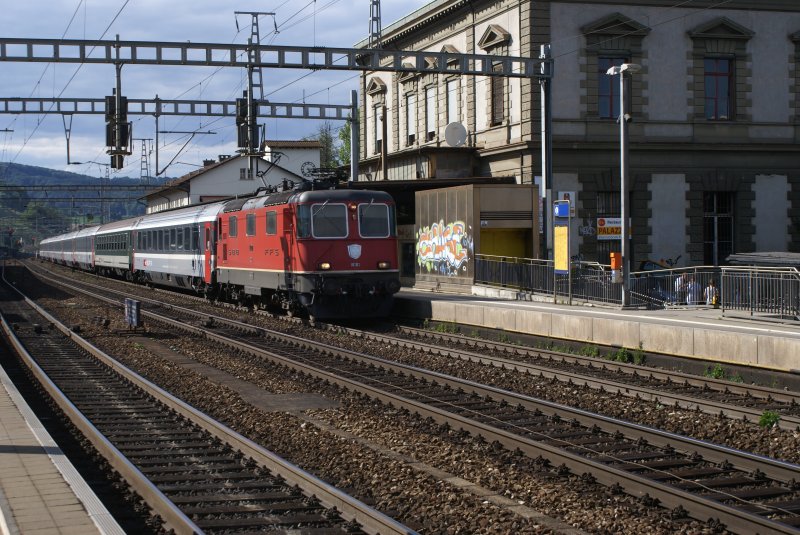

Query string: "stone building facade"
[[355, 0, 800, 269]]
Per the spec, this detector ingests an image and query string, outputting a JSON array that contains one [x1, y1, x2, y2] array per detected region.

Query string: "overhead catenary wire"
[[3, 0, 132, 175]]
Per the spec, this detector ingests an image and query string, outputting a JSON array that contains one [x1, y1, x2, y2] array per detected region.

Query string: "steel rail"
[[397, 325, 800, 404], [26, 263, 800, 475], [45, 275, 798, 535], [139, 308, 800, 534], [327, 324, 800, 430], [22, 263, 800, 533], [0, 276, 416, 535], [0, 296, 202, 534], [29, 261, 800, 430]]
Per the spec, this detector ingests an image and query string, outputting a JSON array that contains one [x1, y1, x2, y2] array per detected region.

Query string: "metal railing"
[[721, 266, 800, 320], [474, 254, 799, 320]]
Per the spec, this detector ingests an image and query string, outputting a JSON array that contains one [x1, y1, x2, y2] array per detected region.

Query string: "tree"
[[304, 121, 339, 168], [337, 115, 353, 166]]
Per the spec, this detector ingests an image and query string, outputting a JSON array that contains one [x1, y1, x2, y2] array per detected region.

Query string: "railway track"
[[20, 263, 800, 534], [0, 271, 415, 535], [340, 323, 800, 430], [27, 260, 800, 431]]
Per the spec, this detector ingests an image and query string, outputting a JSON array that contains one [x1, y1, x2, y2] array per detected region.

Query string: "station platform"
[[0, 364, 122, 535], [393, 286, 800, 374]]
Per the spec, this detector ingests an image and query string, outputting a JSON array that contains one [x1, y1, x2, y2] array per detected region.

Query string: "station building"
[[141, 141, 320, 214], [354, 0, 800, 274]]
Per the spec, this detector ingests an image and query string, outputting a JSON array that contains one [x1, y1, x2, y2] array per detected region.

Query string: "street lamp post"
[[606, 62, 640, 308]]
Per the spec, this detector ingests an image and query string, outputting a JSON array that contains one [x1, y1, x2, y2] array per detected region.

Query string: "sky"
[[0, 0, 430, 179]]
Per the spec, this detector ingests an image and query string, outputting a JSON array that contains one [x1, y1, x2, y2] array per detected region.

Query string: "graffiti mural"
[[416, 220, 474, 276]]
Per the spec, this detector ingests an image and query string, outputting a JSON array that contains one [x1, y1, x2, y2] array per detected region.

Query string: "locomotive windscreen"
[[297, 203, 348, 238], [358, 203, 390, 237]]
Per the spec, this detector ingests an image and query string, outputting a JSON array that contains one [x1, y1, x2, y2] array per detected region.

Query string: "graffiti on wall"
[[416, 220, 474, 276]]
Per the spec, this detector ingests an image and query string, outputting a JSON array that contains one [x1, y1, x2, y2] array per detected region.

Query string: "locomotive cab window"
[[246, 213, 256, 236], [308, 203, 348, 238], [266, 211, 277, 235], [229, 216, 238, 237], [358, 202, 391, 238]]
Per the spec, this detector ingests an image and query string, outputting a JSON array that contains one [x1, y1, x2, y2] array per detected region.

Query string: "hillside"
[[0, 162, 171, 250], [0, 162, 166, 187]]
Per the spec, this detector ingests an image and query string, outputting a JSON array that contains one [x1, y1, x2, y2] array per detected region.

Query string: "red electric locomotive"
[[216, 186, 401, 319]]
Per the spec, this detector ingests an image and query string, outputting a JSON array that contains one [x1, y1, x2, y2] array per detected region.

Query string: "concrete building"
[[355, 0, 800, 271], [262, 140, 322, 180]]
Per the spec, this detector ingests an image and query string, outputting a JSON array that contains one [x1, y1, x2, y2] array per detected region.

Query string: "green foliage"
[[758, 410, 780, 428], [705, 363, 725, 379], [304, 121, 340, 168], [337, 116, 352, 165], [498, 333, 512, 344], [579, 345, 600, 358], [632, 345, 646, 365], [433, 322, 459, 334], [0, 162, 160, 247], [612, 347, 630, 363]]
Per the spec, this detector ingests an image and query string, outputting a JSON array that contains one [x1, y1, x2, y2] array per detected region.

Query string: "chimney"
[[202, 159, 215, 167]]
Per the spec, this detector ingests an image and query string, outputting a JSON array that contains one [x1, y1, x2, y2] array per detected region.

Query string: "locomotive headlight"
[[318, 262, 332, 270], [377, 261, 390, 269]]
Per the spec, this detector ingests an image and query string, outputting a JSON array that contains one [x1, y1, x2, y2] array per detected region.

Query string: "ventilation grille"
[[479, 211, 533, 220]]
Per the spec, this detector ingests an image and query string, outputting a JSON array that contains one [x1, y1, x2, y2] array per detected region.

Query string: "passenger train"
[[38, 184, 401, 319]]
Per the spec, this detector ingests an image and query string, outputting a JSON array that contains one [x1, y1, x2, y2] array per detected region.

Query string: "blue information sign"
[[553, 203, 570, 218]]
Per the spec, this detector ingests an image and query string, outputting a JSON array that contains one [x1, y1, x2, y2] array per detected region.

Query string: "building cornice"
[[355, 0, 800, 49], [553, 0, 800, 11]]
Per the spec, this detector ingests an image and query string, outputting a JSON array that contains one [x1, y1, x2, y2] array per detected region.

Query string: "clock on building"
[[301, 161, 315, 177]]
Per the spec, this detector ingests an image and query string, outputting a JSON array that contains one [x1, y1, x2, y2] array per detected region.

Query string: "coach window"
[[159, 230, 164, 251], [177, 227, 184, 251], [311, 203, 347, 238], [246, 213, 256, 236], [266, 211, 277, 235], [191, 227, 199, 251], [358, 202, 391, 237]]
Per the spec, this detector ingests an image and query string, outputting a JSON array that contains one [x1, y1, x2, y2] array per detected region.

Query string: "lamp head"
[[606, 63, 642, 76]]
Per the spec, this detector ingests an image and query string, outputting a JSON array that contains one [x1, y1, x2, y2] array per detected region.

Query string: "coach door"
[[203, 223, 213, 283]]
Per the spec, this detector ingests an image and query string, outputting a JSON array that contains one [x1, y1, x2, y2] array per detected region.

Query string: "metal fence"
[[474, 254, 799, 320], [720, 266, 800, 319]]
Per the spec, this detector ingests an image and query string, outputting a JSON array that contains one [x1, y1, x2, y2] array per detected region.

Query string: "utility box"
[[414, 184, 538, 292], [124, 298, 142, 328], [610, 252, 622, 283]]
